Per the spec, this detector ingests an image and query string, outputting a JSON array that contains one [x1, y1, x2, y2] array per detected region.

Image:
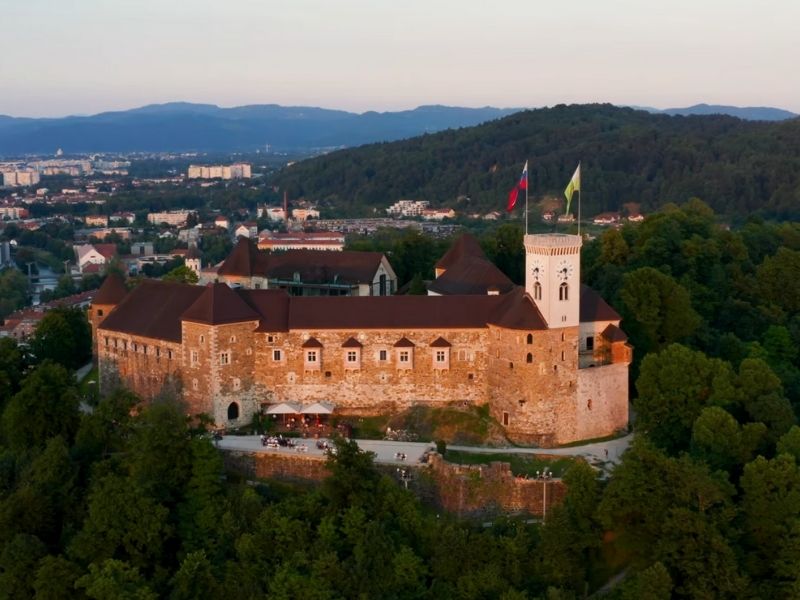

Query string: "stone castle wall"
[[97, 330, 182, 399], [221, 449, 567, 518], [575, 362, 629, 441], [487, 325, 582, 446], [253, 328, 491, 413]]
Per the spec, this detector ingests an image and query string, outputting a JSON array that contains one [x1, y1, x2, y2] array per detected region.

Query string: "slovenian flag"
[[507, 160, 528, 212]]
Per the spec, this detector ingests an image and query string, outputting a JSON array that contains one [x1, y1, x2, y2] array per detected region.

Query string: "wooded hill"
[[272, 104, 800, 219]]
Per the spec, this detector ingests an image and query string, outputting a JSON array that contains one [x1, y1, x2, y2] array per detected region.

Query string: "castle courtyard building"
[[92, 234, 630, 446]]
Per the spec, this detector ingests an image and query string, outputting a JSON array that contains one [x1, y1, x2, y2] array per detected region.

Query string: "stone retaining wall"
[[221, 449, 567, 518]]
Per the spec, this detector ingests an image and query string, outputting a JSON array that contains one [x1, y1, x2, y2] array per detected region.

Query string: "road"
[[218, 433, 633, 472]]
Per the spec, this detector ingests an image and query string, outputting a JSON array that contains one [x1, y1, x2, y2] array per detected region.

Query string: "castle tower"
[[524, 234, 582, 328], [185, 245, 202, 278], [89, 273, 128, 355]]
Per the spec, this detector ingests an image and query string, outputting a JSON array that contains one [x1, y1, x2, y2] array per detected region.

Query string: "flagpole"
[[577, 162, 581, 238], [525, 161, 529, 236]]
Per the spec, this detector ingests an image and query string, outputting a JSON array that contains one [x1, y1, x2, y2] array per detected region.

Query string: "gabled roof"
[[98, 280, 205, 342], [394, 337, 416, 347], [427, 255, 514, 295], [488, 287, 548, 330], [435, 233, 485, 272], [302, 337, 324, 348], [217, 237, 387, 284], [602, 323, 628, 342], [181, 283, 260, 325], [580, 285, 621, 322], [93, 273, 128, 306], [265, 250, 386, 285], [341, 337, 363, 348], [94, 244, 118, 260], [217, 237, 269, 277], [430, 336, 452, 347]]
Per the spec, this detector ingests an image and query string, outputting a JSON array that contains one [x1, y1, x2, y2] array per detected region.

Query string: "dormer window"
[[394, 337, 415, 370], [342, 337, 363, 369], [430, 336, 451, 370]]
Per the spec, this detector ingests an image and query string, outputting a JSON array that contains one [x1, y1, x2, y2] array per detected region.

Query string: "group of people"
[[394, 452, 408, 461]]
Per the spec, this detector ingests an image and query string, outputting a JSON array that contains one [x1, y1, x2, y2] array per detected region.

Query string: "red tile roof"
[[181, 283, 260, 326], [435, 233, 485, 271], [430, 336, 452, 347], [428, 255, 514, 295], [341, 337, 363, 348], [99, 280, 205, 342], [579, 285, 621, 322], [394, 337, 416, 347], [602, 323, 628, 342], [93, 274, 128, 306], [302, 337, 324, 348], [94, 244, 118, 260]]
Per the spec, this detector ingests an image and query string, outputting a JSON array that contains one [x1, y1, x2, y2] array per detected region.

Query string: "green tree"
[[161, 265, 198, 285], [68, 474, 172, 572], [757, 247, 800, 314], [407, 272, 427, 295], [618, 562, 673, 600], [777, 426, 800, 462], [29, 307, 91, 370], [635, 344, 737, 454], [737, 358, 796, 443], [169, 551, 220, 600], [2, 361, 81, 453], [0, 337, 26, 403], [33, 555, 86, 600], [0, 533, 48, 599], [76, 560, 157, 600], [740, 455, 800, 597], [620, 268, 700, 356], [0, 267, 29, 320], [690, 406, 765, 473]]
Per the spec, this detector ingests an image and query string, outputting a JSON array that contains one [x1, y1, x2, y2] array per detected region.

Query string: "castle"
[[91, 233, 630, 446]]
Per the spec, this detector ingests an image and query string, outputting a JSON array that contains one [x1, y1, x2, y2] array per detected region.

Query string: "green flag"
[[564, 163, 581, 214]]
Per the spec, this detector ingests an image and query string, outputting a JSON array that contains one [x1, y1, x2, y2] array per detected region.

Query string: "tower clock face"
[[530, 259, 545, 280], [556, 260, 574, 281]]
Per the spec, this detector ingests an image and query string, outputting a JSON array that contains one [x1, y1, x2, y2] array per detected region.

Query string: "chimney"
[[283, 190, 288, 220]]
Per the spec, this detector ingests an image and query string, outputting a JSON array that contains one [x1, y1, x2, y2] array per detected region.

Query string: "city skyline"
[[2, 0, 799, 117]]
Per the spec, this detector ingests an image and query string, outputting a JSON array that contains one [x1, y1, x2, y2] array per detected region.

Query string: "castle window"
[[433, 349, 449, 369], [133, 343, 138, 352], [273, 349, 283, 361], [97, 309, 104, 317], [305, 350, 320, 369], [526, 333, 533, 344], [378, 349, 388, 362], [267, 335, 274, 343], [509, 361, 514, 370], [397, 349, 413, 369], [142, 345, 147, 355], [561, 332, 566, 341], [553, 365, 558, 373], [219, 351, 230, 365], [156, 347, 161, 357], [230, 335, 236, 343], [192, 378, 198, 390], [587, 398, 592, 411], [502, 412, 510, 426], [526, 352, 533, 363], [561, 350, 565, 361], [559, 282, 569, 301], [533, 282, 542, 300], [468, 373, 474, 380], [346, 350, 359, 363], [325, 371, 332, 378], [114, 338, 118, 348], [104, 336, 109, 347], [168, 349, 173, 360], [200, 335, 204, 344], [586, 336, 594, 351], [227, 402, 239, 420], [233, 377, 241, 391]]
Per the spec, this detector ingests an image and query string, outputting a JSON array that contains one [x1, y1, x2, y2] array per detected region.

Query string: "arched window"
[[526, 353, 533, 363], [227, 402, 239, 420], [533, 281, 542, 300], [559, 282, 569, 301], [526, 333, 533, 345]]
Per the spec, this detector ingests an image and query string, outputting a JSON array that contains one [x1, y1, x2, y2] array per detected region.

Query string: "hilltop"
[[271, 104, 800, 219]]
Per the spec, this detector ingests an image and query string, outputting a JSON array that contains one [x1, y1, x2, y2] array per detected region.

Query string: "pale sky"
[[2, 0, 798, 117]]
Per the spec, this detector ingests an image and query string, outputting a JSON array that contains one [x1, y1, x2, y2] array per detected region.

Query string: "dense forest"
[[271, 104, 800, 220], [2, 204, 800, 598]]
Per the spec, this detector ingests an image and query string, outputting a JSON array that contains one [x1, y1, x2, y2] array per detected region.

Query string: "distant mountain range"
[[636, 103, 798, 121], [0, 103, 518, 156], [0, 102, 795, 156], [270, 103, 800, 220]]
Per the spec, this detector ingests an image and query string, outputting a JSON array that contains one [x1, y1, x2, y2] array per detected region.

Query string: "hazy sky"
[[2, 0, 798, 117]]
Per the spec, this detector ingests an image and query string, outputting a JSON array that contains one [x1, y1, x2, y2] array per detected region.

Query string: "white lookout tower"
[[524, 233, 582, 328]]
